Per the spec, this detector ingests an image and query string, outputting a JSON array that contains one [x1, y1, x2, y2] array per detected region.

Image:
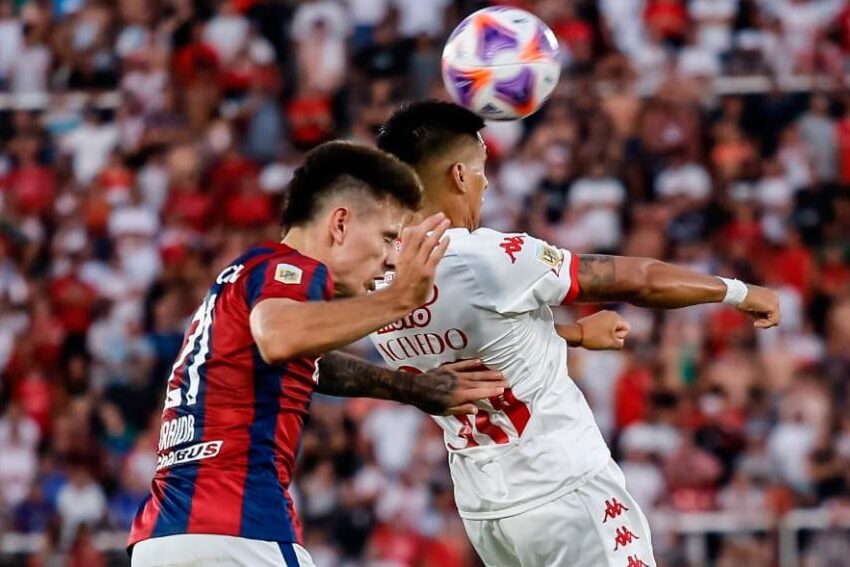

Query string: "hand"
[[389, 213, 451, 311], [738, 284, 781, 329], [409, 359, 507, 416], [577, 310, 631, 350]]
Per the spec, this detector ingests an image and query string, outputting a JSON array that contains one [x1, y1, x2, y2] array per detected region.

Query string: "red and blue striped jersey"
[[128, 241, 333, 547]]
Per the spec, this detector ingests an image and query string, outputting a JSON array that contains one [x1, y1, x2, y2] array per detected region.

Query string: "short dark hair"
[[377, 100, 485, 166], [282, 141, 422, 227]]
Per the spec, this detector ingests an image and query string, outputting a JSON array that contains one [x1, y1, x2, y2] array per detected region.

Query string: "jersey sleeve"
[[245, 258, 334, 309], [464, 232, 580, 315]]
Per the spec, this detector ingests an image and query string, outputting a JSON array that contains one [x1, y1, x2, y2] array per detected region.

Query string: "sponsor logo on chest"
[[374, 285, 469, 362]]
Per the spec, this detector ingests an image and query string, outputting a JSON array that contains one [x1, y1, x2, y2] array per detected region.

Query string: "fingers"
[[416, 212, 447, 234], [754, 312, 780, 329], [444, 403, 479, 416], [441, 358, 485, 371], [440, 359, 506, 385], [460, 371, 508, 387], [455, 385, 506, 403], [399, 213, 445, 255], [418, 218, 451, 265], [427, 232, 451, 268]]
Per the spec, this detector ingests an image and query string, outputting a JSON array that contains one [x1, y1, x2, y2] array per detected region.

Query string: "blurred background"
[[0, 0, 850, 565]]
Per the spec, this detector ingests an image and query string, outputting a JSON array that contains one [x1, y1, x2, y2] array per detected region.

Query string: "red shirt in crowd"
[[836, 116, 850, 183], [173, 42, 220, 86], [286, 95, 334, 149], [15, 371, 53, 435], [49, 273, 97, 335], [367, 524, 424, 565], [224, 191, 274, 227], [166, 185, 214, 232], [8, 164, 55, 215], [209, 153, 259, 201], [614, 364, 653, 430], [644, 0, 688, 41], [763, 243, 814, 303]]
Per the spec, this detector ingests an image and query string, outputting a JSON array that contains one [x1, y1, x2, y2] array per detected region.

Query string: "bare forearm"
[[317, 352, 409, 400], [316, 351, 457, 414], [577, 255, 726, 308], [251, 291, 411, 362], [555, 323, 583, 346]]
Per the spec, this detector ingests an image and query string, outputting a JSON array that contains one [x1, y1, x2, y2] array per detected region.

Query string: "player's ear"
[[329, 206, 350, 245], [451, 162, 468, 194]]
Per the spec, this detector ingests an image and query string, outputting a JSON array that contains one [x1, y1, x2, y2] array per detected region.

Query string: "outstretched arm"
[[316, 352, 506, 415], [576, 255, 780, 328]]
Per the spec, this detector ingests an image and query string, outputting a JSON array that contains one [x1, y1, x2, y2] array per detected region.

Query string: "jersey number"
[[164, 293, 217, 409], [399, 363, 530, 448]]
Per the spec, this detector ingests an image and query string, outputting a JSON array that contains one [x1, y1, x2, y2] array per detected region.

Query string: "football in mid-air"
[[441, 7, 561, 121]]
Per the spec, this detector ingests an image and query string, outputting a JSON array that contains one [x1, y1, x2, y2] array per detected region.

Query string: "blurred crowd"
[[1, 0, 850, 565]]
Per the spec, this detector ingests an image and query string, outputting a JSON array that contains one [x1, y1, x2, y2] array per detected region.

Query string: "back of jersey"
[[370, 228, 610, 520]]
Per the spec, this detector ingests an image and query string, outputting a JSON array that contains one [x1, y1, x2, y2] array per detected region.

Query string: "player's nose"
[[385, 240, 401, 270]]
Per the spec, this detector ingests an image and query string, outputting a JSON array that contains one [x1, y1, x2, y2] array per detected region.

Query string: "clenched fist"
[[576, 310, 631, 350]]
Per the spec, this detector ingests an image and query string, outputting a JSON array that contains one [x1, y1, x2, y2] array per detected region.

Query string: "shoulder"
[[239, 245, 333, 305], [450, 227, 562, 266]]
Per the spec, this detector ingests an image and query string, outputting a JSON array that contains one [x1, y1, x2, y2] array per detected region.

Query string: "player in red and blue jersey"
[[129, 142, 507, 567]]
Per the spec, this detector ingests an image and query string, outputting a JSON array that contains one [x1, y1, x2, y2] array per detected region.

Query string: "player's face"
[[465, 138, 489, 230], [329, 199, 408, 297]]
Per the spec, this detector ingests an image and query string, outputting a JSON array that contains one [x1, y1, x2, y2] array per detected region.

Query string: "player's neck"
[[280, 227, 325, 262], [418, 198, 470, 231]]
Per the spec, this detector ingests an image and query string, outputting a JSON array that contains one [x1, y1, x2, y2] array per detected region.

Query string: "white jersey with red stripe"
[[370, 227, 611, 520]]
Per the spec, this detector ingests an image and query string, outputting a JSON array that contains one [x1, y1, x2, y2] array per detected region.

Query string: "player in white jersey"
[[370, 101, 781, 567]]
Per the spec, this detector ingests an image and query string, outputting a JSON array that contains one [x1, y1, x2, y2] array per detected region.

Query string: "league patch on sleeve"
[[274, 263, 303, 284], [536, 242, 564, 275]]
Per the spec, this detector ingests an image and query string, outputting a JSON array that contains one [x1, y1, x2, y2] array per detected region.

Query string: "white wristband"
[[718, 277, 748, 306]]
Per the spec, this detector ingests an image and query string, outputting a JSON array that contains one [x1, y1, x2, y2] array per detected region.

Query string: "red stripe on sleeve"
[[561, 252, 581, 305]]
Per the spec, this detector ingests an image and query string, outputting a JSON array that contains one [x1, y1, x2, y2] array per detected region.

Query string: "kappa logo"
[[602, 498, 630, 523], [274, 263, 303, 285], [613, 526, 640, 551], [500, 235, 526, 264], [626, 556, 650, 567]]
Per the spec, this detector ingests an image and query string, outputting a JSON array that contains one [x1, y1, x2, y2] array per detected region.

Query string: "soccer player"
[[128, 142, 509, 566], [371, 101, 781, 567]]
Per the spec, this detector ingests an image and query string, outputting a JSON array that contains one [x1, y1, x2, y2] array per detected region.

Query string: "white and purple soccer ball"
[[441, 7, 561, 121]]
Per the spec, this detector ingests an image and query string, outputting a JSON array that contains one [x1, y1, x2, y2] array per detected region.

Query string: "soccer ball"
[[441, 7, 561, 121]]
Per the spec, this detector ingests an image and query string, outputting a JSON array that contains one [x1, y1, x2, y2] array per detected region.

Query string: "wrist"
[[380, 285, 417, 318], [717, 277, 748, 306], [576, 320, 585, 347]]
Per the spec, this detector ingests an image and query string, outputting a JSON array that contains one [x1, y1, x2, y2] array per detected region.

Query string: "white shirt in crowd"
[[11, 43, 51, 95], [568, 176, 626, 251], [57, 477, 107, 542], [0, 17, 21, 81], [0, 413, 40, 508], [362, 404, 423, 475], [393, 0, 451, 39], [689, 0, 738, 53], [290, 0, 349, 41], [61, 121, 119, 186], [203, 12, 250, 64], [371, 228, 610, 520], [345, 0, 390, 26], [655, 162, 712, 201], [767, 419, 817, 492]]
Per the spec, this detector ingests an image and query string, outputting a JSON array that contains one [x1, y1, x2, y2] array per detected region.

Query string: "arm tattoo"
[[316, 351, 457, 414], [577, 254, 616, 299]]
